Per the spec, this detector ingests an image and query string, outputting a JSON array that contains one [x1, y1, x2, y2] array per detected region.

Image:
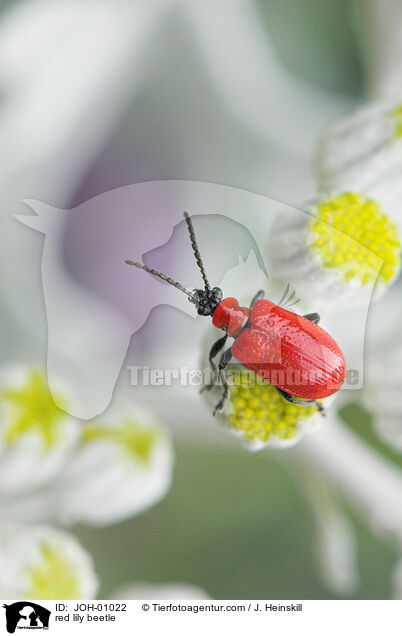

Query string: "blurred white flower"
[[300, 416, 402, 547], [316, 102, 402, 221], [113, 582, 210, 600], [315, 505, 359, 596], [55, 406, 174, 526], [268, 192, 401, 308], [0, 0, 180, 353], [302, 471, 359, 595], [295, 412, 402, 596], [0, 367, 79, 495], [351, 0, 402, 99], [364, 343, 402, 452], [0, 524, 98, 600], [0, 366, 174, 527], [0, 0, 175, 176], [184, 0, 351, 160]]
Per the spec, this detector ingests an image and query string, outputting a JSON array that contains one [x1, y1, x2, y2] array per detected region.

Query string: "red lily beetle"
[[126, 212, 346, 414]]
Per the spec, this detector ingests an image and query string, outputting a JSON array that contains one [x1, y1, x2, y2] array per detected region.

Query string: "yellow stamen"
[[309, 192, 401, 285], [25, 542, 81, 600], [82, 418, 159, 463], [1, 370, 68, 450], [227, 370, 320, 443]]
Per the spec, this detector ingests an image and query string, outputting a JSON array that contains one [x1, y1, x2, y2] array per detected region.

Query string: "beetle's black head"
[[192, 287, 223, 316]]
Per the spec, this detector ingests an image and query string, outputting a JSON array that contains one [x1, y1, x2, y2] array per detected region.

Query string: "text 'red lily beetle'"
[[126, 213, 346, 414]]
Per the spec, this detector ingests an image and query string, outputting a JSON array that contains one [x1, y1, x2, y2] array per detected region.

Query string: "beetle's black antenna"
[[183, 212, 211, 293], [125, 260, 196, 303]]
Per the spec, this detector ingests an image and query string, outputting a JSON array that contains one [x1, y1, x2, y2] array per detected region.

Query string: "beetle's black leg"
[[213, 347, 233, 415], [303, 312, 320, 324], [200, 334, 228, 393], [250, 289, 265, 308], [275, 386, 324, 413]]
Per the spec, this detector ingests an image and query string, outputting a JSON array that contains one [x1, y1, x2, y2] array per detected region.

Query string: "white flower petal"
[[315, 507, 359, 596], [303, 475, 359, 595], [300, 415, 402, 547], [316, 101, 402, 220], [317, 103, 397, 177], [0, 0, 174, 174], [0, 524, 98, 600], [364, 346, 402, 452], [350, 0, 402, 99], [185, 0, 353, 157]]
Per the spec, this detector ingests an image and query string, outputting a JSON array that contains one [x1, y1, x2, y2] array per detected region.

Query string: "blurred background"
[[1, 0, 402, 600]]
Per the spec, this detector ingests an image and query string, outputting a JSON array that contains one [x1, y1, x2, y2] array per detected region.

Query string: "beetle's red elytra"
[[126, 212, 346, 415], [213, 297, 345, 400]]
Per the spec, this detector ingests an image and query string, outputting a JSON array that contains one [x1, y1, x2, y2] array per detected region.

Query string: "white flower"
[[0, 367, 79, 495], [113, 582, 210, 600], [0, 524, 98, 600], [53, 405, 174, 526], [268, 192, 401, 308]]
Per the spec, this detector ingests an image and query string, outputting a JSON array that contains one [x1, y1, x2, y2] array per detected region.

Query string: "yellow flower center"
[[1, 370, 68, 450], [24, 542, 82, 600], [309, 192, 401, 285], [390, 104, 402, 140], [228, 369, 319, 443], [82, 418, 159, 463]]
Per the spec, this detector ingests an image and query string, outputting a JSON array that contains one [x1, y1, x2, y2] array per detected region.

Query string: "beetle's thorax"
[[212, 297, 249, 336]]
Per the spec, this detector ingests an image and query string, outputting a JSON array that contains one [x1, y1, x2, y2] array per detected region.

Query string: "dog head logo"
[[15, 182, 269, 419], [2, 602, 50, 633]]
